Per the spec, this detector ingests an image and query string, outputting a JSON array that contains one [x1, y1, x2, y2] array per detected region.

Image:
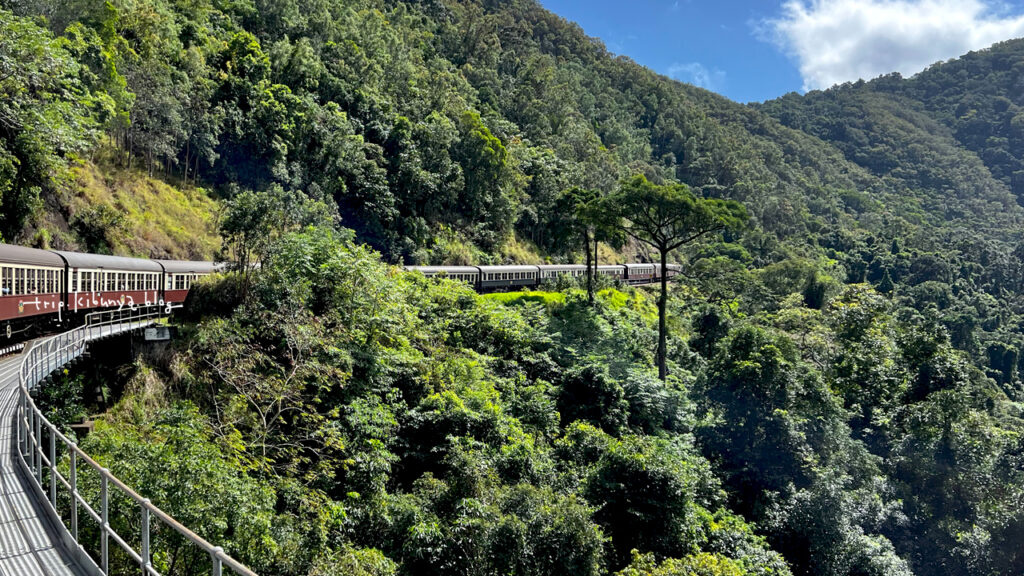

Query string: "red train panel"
[[0, 293, 63, 322], [69, 290, 164, 313], [164, 289, 190, 304]]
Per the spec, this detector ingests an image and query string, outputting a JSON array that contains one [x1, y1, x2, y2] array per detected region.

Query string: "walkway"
[[0, 352, 84, 576], [0, 317, 158, 575]]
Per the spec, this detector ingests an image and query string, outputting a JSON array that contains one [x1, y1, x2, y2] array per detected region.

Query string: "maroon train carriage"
[[159, 260, 221, 303], [478, 266, 541, 289], [405, 266, 481, 286], [624, 263, 656, 284], [596, 265, 626, 280], [0, 244, 67, 338], [537, 265, 587, 283], [55, 251, 165, 313]]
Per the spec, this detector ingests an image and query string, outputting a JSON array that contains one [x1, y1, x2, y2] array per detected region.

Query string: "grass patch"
[[56, 159, 221, 259], [482, 291, 567, 310], [598, 288, 658, 322]]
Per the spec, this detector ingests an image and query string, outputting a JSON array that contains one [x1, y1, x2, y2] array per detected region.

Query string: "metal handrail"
[[14, 304, 257, 576]]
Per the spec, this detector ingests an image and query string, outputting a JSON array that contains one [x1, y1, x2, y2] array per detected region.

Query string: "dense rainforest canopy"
[[4, 0, 1024, 574]]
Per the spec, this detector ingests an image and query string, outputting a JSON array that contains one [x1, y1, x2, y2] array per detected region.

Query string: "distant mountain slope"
[[5, 0, 1021, 271], [759, 38, 1024, 226]]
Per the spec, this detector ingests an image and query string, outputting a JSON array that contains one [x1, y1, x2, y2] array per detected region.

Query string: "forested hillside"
[[4, 0, 1024, 574]]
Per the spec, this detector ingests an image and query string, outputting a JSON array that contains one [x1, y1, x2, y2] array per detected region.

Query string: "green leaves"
[[0, 9, 103, 237], [609, 175, 747, 252]]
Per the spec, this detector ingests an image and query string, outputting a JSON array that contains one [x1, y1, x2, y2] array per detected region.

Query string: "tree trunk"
[[658, 248, 668, 381], [585, 228, 594, 304]]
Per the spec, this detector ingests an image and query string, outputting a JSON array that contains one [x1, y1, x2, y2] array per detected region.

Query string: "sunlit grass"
[[66, 159, 221, 259]]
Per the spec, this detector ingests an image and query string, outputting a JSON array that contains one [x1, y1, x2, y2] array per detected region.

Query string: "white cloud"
[[763, 0, 1024, 91], [668, 62, 727, 90]]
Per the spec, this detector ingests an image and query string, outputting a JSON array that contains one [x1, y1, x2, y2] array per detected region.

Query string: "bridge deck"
[[0, 320, 156, 575], [0, 353, 84, 576]]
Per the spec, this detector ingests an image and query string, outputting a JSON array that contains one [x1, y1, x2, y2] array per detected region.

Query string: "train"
[[405, 262, 680, 290], [0, 242, 678, 340], [0, 244, 220, 339]]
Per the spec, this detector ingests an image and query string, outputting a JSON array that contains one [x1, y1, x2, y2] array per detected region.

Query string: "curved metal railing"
[[14, 305, 257, 576]]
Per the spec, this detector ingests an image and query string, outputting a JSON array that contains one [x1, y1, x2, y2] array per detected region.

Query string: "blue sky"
[[539, 0, 1024, 103]]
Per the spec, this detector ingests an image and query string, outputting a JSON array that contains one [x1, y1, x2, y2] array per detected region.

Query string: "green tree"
[[219, 185, 332, 290], [560, 187, 601, 302], [607, 175, 747, 379], [0, 9, 106, 238]]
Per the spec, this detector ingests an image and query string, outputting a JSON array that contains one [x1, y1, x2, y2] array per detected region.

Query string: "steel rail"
[[13, 304, 257, 576]]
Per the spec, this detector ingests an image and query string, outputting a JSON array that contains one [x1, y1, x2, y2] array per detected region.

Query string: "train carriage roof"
[[537, 264, 587, 271], [157, 260, 223, 274], [0, 243, 65, 268], [51, 250, 163, 272], [406, 266, 480, 274], [480, 265, 542, 273], [624, 263, 656, 269]]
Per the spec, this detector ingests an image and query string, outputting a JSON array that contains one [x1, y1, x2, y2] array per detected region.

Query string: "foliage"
[[12, 1, 1024, 575]]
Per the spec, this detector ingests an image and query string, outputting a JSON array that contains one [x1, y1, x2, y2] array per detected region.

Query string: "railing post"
[[141, 499, 151, 572], [17, 390, 23, 458], [212, 546, 224, 576], [49, 426, 56, 508], [24, 400, 32, 470], [101, 471, 109, 575], [70, 450, 78, 541], [35, 408, 42, 484]]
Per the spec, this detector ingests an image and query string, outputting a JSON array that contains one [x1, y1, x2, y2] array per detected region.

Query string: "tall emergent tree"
[[608, 176, 747, 380], [559, 187, 622, 304]]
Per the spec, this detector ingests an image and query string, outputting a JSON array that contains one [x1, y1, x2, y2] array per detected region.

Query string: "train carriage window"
[[26, 269, 36, 293], [44, 270, 51, 293], [15, 268, 24, 295], [118, 272, 127, 290], [1, 267, 10, 296]]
